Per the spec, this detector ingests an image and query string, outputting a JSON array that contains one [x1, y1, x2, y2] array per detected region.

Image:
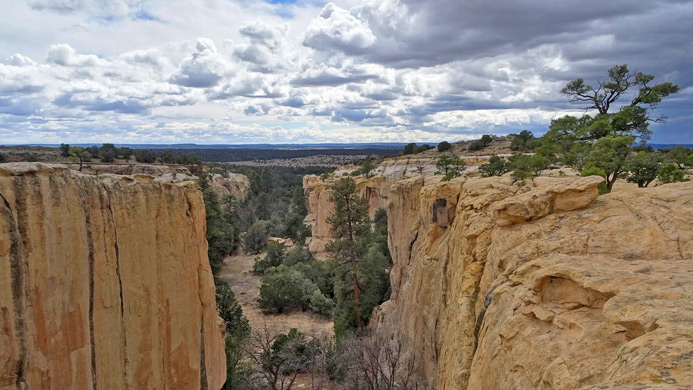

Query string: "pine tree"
[[326, 177, 370, 329]]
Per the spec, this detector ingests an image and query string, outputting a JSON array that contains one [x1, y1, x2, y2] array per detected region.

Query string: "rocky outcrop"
[[303, 174, 390, 253], [371, 175, 693, 389], [303, 154, 505, 253], [0, 163, 226, 390], [208, 173, 250, 201], [80, 163, 193, 177]]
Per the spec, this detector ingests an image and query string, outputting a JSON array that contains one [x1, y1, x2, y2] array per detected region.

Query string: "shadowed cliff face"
[[0, 163, 226, 390], [371, 175, 693, 390]]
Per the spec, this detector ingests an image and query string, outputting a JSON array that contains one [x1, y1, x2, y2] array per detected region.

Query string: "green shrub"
[[308, 289, 335, 316], [509, 154, 549, 176], [283, 246, 313, 267], [479, 155, 509, 177], [437, 141, 452, 152], [253, 241, 285, 274], [468, 134, 494, 151], [417, 144, 433, 153], [435, 154, 465, 181], [468, 140, 484, 151], [626, 151, 661, 188], [244, 220, 270, 254], [658, 163, 686, 183], [257, 265, 323, 314], [59, 143, 70, 157], [510, 130, 538, 151], [402, 143, 417, 155], [135, 150, 156, 163], [215, 277, 250, 336], [510, 170, 530, 183], [581, 167, 609, 194]]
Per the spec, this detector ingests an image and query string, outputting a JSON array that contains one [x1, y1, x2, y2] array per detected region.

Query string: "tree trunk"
[[344, 194, 363, 328], [352, 270, 362, 328]]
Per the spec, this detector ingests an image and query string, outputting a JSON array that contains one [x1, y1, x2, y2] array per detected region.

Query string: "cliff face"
[[372, 175, 693, 389], [303, 154, 501, 253], [207, 173, 250, 201], [0, 163, 226, 390], [303, 174, 390, 253]]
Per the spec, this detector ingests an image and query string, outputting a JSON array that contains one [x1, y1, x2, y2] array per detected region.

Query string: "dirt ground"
[[218, 250, 334, 340]]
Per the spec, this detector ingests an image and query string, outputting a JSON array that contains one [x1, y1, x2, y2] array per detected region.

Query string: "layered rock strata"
[[372, 175, 693, 389], [0, 163, 226, 390]]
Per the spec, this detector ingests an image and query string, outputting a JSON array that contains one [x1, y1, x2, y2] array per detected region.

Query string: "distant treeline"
[[146, 148, 399, 162]]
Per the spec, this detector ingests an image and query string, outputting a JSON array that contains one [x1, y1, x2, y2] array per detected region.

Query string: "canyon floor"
[[218, 251, 334, 339], [218, 250, 334, 389]]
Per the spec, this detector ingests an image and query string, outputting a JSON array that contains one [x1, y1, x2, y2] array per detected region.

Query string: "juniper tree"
[[435, 154, 465, 181]]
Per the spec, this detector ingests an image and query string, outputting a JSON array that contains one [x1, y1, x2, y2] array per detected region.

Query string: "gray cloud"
[[0, 0, 691, 144]]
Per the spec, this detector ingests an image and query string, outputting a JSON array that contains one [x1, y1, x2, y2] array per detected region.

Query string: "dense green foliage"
[[508, 153, 550, 178], [402, 143, 433, 155], [0, 152, 5, 163], [253, 241, 286, 274], [60, 143, 134, 163], [658, 163, 686, 183], [479, 155, 509, 177], [510, 130, 538, 151], [666, 145, 692, 169], [253, 243, 335, 316], [244, 220, 271, 254], [201, 174, 250, 389], [532, 65, 682, 192], [324, 177, 391, 337], [583, 135, 635, 191], [468, 134, 493, 151], [224, 165, 325, 242], [437, 141, 452, 152], [134, 149, 201, 165], [626, 151, 661, 187], [435, 154, 465, 181], [257, 264, 334, 315], [201, 177, 241, 273]]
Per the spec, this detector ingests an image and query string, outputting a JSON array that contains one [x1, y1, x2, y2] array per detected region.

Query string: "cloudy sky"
[[1, 0, 692, 144]]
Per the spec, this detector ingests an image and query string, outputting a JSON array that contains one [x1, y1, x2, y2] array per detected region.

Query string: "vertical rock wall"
[[372, 175, 693, 389], [0, 163, 226, 390]]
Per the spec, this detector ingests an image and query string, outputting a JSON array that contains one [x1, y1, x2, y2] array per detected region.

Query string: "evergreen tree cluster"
[[531, 64, 684, 192]]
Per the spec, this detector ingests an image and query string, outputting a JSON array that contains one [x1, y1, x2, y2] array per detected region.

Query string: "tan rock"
[[0, 163, 226, 390], [207, 173, 250, 201], [370, 174, 693, 390], [81, 163, 192, 176]]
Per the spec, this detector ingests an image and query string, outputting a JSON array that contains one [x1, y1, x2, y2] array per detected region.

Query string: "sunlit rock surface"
[[0, 163, 226, 390], [372, 175, 692, 389]]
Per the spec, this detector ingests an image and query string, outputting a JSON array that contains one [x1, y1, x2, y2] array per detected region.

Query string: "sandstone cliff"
[[208, 173, 250, 201], [371, 175, 693, 389], [303, 151, 505, 253], [79, 163, 192, 177], [303, 174, 390, 253], [0, 163, 226, 390]]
